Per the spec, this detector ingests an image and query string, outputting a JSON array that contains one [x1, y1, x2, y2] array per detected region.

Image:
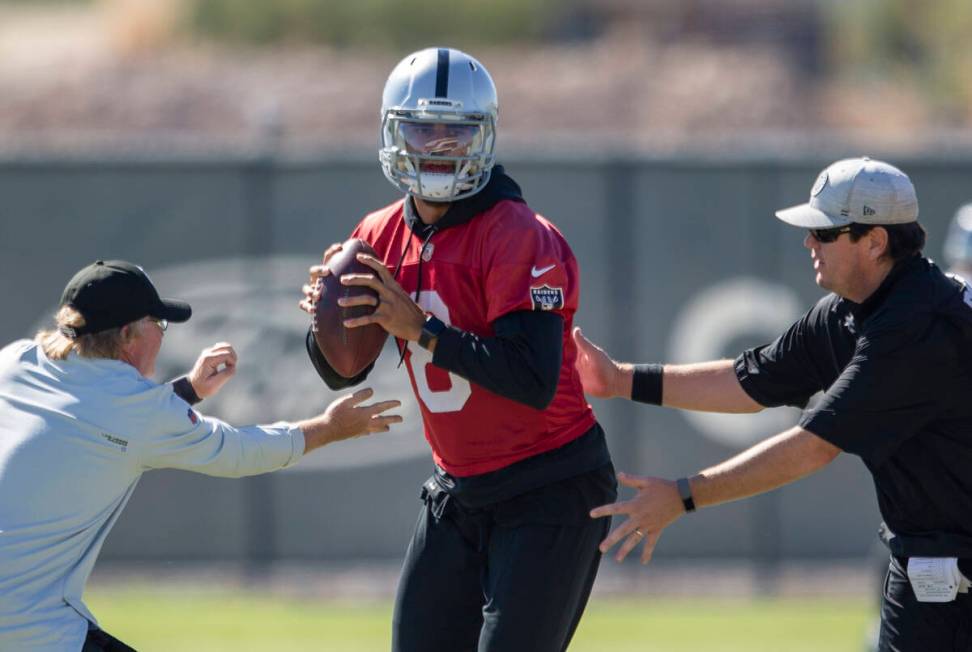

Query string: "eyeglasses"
[[151, 318, 168, 333], [808, 226, 853, 243]]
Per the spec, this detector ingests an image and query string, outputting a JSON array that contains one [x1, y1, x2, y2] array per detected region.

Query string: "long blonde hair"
[[35, 306, 139, 360]]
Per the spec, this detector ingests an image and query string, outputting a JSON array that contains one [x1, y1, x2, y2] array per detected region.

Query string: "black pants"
[[82, 627, 137, 652], [392, 464, 617, 652], [879, 556, 972, 651]]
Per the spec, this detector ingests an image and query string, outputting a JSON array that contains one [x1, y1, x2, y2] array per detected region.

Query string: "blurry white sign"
[[668, 277, 803, 448]]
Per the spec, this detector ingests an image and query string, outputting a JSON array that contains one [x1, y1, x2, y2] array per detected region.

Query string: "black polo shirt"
[[735, 256, 972, 558]]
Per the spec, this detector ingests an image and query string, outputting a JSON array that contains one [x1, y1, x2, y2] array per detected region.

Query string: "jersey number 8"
[[407, 290, 472, 413]]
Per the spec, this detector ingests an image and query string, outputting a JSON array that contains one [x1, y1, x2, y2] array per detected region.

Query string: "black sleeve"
[[171, 376, 202, 405], [432, 310, 563, 410], [305, 328, 374, 390], [734, 300, 830, 409]]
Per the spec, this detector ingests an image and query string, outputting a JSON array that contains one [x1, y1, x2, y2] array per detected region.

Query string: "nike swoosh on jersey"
[[530, 264, 556, 278]]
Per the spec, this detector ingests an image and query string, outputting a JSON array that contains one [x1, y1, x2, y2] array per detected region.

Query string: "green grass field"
[[85, 586, 874, 651]]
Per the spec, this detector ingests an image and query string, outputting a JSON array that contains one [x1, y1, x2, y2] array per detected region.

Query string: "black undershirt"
[[171, 376, 202, 405], [306, 309, 563, 410]]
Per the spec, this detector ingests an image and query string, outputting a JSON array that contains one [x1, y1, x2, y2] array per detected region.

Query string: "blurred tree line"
[[187, 0, 577, 49], [827, 0, 972, 120], [0, 0, 586, 49], [1, 0, 969, 120]]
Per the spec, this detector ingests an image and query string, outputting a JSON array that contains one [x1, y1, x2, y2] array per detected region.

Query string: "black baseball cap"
[[59, 260, 192, 336]]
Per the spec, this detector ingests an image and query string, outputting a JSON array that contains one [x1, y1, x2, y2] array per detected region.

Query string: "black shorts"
[[392, 463, 617, 652]]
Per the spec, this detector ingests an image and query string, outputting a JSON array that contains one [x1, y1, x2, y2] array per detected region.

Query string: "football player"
[[300, 47, 616, 652]]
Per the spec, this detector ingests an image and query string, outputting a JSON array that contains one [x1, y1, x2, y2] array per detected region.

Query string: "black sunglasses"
[[808, 225, 853, 243]]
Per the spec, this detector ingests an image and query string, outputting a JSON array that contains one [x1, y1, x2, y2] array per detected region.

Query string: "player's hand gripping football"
[[572, 327, 632, 399], [589, 472, 685, 564], [187, 342, 238, 399], [299, 243, 345, 315], [339, 254, 427, 342]]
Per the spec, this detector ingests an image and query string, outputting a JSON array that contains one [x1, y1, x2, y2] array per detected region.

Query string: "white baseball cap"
[[775, 157, 919, 228]]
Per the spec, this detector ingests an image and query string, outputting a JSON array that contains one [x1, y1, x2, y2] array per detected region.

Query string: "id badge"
[[906, 557, 961, 603]]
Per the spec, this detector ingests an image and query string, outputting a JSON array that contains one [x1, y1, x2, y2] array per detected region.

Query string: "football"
[[312, 238, 389, 378]]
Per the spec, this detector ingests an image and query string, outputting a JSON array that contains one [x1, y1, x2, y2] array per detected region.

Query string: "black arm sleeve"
[[432, 310, 563, 410], [171, 376, 202, 405], [305, 328, 375, 390]]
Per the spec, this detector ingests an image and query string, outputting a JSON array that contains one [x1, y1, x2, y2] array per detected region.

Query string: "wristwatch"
[[418, 314, 447, 351], [676, 477, 696, 513]]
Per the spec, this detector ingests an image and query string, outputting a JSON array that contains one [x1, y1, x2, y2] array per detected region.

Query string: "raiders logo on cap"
[[811, 171, 828, 197]]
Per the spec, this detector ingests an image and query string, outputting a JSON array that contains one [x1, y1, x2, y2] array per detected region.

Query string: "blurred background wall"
[[1, 0, 971, 578]]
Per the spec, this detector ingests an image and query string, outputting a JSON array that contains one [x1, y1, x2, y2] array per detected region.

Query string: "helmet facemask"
[[380, 98, 496, 202]]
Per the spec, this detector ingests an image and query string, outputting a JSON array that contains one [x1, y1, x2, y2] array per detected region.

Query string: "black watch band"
[[418, 315, 447, 351], [676, 477, 696, 513]]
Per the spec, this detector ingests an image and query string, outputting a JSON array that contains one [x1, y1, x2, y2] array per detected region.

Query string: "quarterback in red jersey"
[[349, 193, 596, 477], [300, 47, 616, 652]]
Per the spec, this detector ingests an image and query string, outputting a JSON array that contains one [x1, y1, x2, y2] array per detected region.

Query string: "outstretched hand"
[[321, 387, 402, 439], [572, 327, 628, 399], [187, 342, 238, 399], [590, 472, 685, 564], [300, 387, 403, 453]]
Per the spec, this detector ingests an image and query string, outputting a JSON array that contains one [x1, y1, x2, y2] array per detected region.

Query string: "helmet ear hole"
[[379, 48, 498, 202]]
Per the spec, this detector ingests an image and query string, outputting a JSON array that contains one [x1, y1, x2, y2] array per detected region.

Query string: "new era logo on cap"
[[775, 157, 919, 229]]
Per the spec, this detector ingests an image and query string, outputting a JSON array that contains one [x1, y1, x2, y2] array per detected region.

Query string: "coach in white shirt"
[[0, 260, 402, 652]]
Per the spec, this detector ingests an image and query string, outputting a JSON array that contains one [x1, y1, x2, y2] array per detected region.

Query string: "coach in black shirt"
[[575, 157, 972, 651]]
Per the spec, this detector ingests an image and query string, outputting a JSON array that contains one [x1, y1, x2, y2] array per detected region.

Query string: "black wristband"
[[172, 376, 202, 406], [631, 363, 663, 404], [676, 477, 696, 513]]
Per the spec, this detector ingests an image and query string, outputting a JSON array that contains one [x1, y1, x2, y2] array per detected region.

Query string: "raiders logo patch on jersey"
[[530, 285, 564, 311]]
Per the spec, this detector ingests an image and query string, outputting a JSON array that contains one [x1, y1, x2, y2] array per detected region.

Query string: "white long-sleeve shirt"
[[0, 340, 305, 651]]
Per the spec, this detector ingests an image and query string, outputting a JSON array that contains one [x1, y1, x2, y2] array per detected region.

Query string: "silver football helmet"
[[379, 48, 498, 202], [944, 203, 972, 274]]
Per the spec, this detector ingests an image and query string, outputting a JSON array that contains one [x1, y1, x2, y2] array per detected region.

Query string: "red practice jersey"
[[351, 199, 596, 476]]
